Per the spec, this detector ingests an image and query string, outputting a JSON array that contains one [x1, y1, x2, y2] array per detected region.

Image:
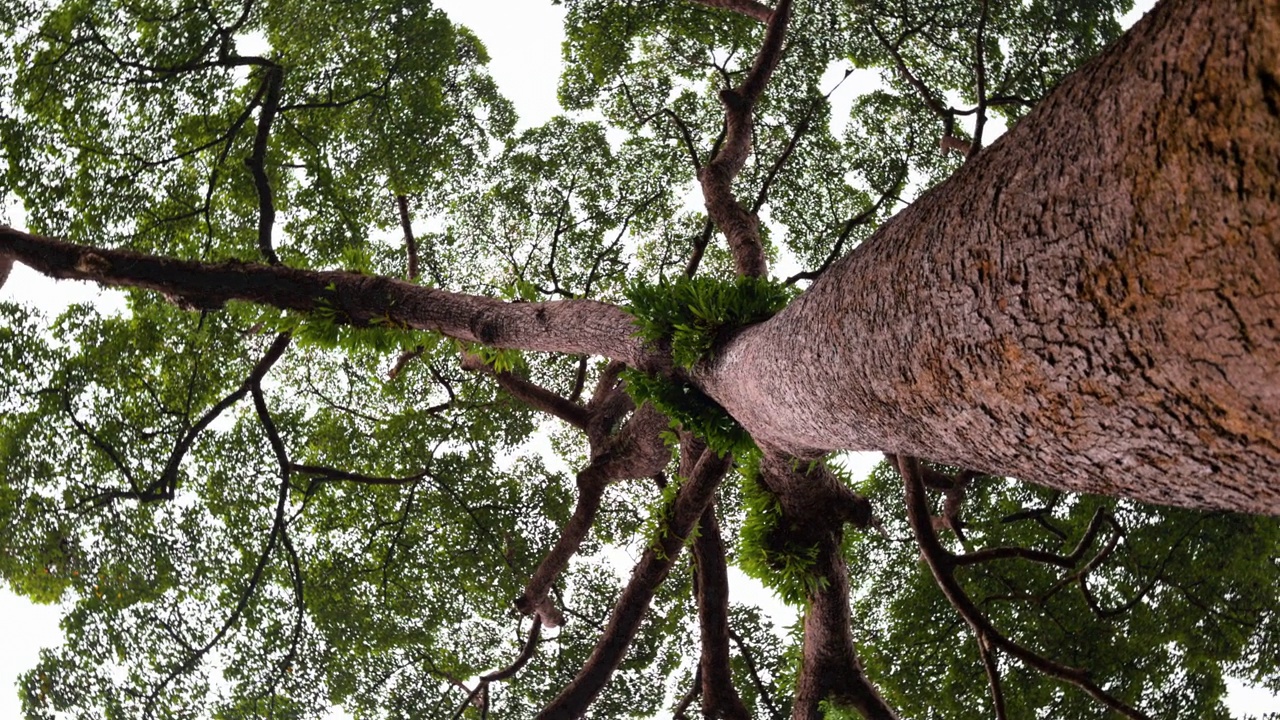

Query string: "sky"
[[4, 0, 1278, 717]]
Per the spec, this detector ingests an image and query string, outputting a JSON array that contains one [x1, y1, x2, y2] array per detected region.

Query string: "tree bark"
[[702, 0, 1280, 514], [0, 227, 655, 368]]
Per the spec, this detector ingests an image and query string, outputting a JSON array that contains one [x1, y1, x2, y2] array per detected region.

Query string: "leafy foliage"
[[848, 460, 1280, 719], [625, 275, 795, 369], [619, 275, 793, 456], [734, 453, 827, 605], [1, 0, 1275, 719], [621, 369, 754, 458]]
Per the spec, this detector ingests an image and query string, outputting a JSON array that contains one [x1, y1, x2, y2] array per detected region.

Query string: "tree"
[[0, 0, 1276, 717]]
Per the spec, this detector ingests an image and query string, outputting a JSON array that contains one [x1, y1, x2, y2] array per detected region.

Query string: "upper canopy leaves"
[[2, 0, 1276, 718]]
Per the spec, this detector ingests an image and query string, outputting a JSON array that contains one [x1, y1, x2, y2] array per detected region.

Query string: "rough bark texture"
[[692, 507, 752, 720], [791, 541, 899, 720], [699, 0, 791, 279], [0, 228, 655, 368], [703, 0, 1280, 514]]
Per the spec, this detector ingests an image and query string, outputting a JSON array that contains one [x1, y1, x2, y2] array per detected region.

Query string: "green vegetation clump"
[[621, 370, 753, 457], [624, 275, 795, 369], [735, 454, 827, 606], [621, 276, 794, 456]]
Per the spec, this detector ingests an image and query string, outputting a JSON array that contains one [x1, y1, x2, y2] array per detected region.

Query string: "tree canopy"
[[1, 0, 1278, 718]]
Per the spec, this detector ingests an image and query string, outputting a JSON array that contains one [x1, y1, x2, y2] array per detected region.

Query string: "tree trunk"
[[702, 0, 1280, 514]]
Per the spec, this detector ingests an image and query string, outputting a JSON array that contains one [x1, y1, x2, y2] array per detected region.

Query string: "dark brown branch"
[[683, 219, 716, 278], [870, 23, 949, 119], [567, 356, 589, 404], [784, 167, 906, 285], [664, 109, 703, 173], [263, 524, 306, 702], [690, 464, 751, 719], [289, 464, 426, 486], [143, 377, 292, 718], [977, 633, 1008, 720], [728, 630, 784, 720], [536, 446, 731, 720], [462, 352, 592, 430], [685, 0, 774, 23], [152, 332, 292, 497], [672, 667, 702, 720], [0, 228, 656, 368], [870, 22, 973, 156], [515, 468, 608, 629], [751, 67, 856, 214], [699, 0, 793, 278], [969, 0, 991, 157], [895, 455, 1152, 720], [954, 508, 1113, 568], [246, 67, 284, 265], [517, 401, 671, 627], [1080, 518, 1205, 619], [386, 346, 423, 381], [396, 194, 419, 280], [56, 392, 141, 498], [449, 620, 545, 720]]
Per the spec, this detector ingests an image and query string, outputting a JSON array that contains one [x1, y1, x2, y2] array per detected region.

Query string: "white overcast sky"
[[4, 0, 1276, 717]]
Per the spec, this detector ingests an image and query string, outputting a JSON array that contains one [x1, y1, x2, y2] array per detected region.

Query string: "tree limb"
[[536, 446, 731, 720], [449, 620, 545, 720], [699, 0, 793, 277], [685, 0, 774, 23], [0, 227, 658, 368], [461, 352, 592, 430], [396, 194, 419, 280], [245, 66, 284, 265], [690, 463, 751, 719], [728, 629, 784, 720]]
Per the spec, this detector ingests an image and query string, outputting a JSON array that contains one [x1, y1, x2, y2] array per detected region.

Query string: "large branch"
[[692, 505, 750, 720], [536, 446, 732, 720], [699, 0, 793, 277], [245, 66, 283, 265], [683, 436, 751, 720], [449, 620, 544, 720], [515, 467, 608, 629], [745, 453, 895, 719], [516, 395, 669, 627], [0, 228, 656, 367], [461, 352, 593, 430], [792, 539, 899, 720]]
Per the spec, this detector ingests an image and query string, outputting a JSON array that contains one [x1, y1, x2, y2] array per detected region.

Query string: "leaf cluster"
[[625, 275, 794, 370], [621, 370, 753, 458], [619, 275, 792, 456], [734, 454, 827, 606]]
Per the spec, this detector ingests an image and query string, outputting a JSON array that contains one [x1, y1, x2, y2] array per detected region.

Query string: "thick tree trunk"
[[703, 0, 1280, 514]]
